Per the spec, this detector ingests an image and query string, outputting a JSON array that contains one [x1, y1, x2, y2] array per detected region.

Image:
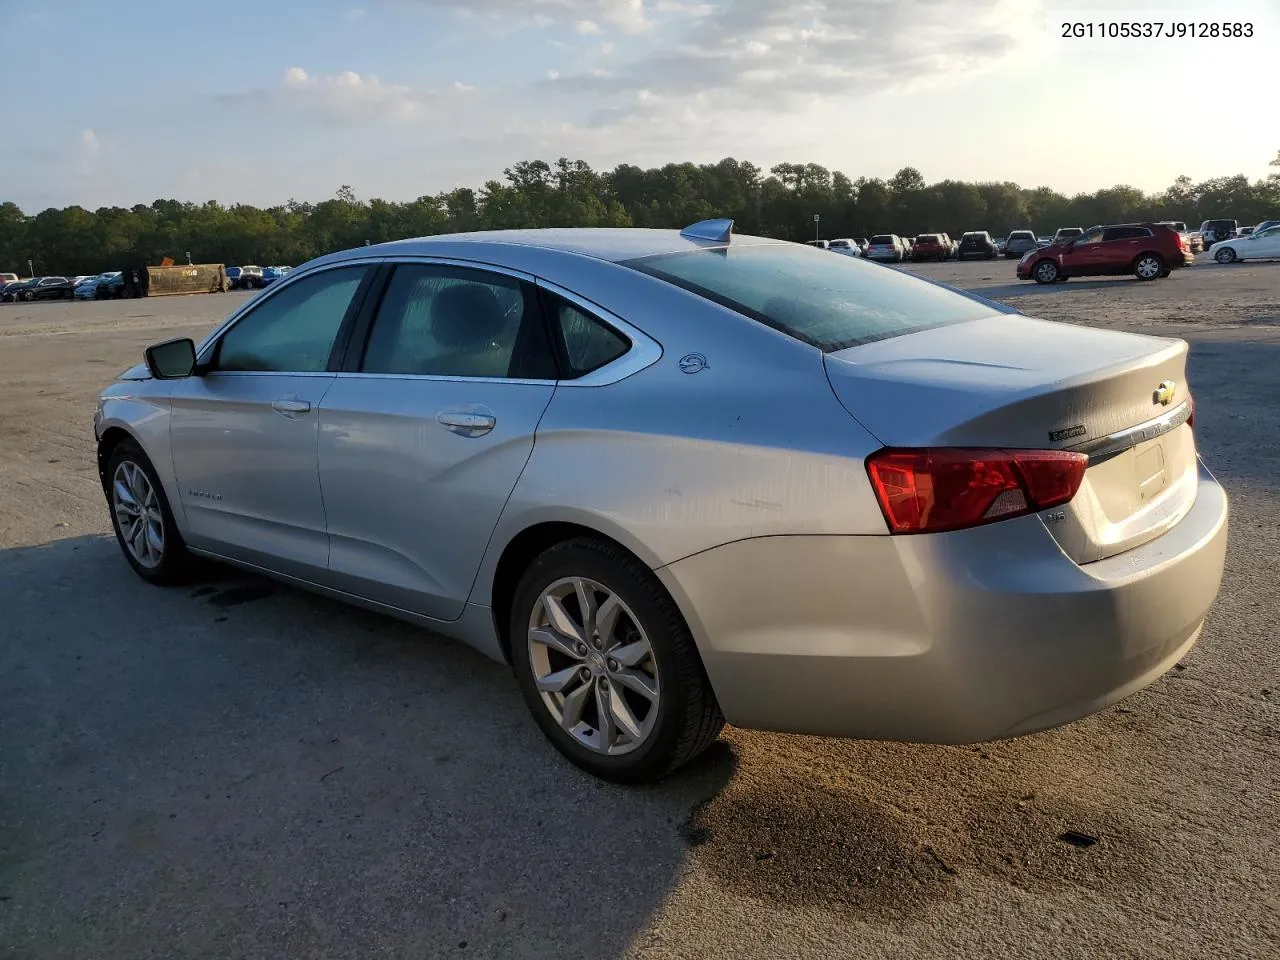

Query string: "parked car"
[[1252, 219, 1280, 234], [1004, 230, 1039, 259], [2, 279, 33, 302], [262, 265, 293, 285], [1238, 226, 1255, 236], [852, 237, 869, 254], [94, 221, 1227, 783], [957, 231, 998, 259], [230, 265, 265, 290], [76, 271, 122, 300], [1209, 223, 1280, 263], [1054, 227, 1084, 242], [911, 234, 951, 262], [827, 239, 861, 257], [20, 276, 75, 301], [864, 234, 906, 262], [901, 237, 914, 258], [994, 236, 1008, 255], [805, 240, 830, 250], [1037, 236, 1053, 247], [1017, 223, 1192, 283], [95, 274, 126, 299], [0, 272, 18, 285], [1197, 220, 1237, 246]]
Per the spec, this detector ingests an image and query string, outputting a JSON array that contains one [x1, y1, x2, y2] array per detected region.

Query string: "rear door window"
[[623, 243, 999, 352]]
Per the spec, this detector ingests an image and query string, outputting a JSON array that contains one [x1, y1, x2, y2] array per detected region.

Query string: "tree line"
[[4, 154, 1279, 275]]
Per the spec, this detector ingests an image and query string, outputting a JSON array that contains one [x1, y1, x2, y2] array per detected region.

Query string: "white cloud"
[[278, 66, 431, 121], [80, 129, 101, 156], [547, 69, 561, 80], [453, 80, 475, 92], [575, 19, 601, 34]]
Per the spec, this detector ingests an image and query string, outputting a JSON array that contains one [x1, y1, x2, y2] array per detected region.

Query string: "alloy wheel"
[[112, 460, 164, 568], [1034, 261, 1058, 282], [527, 576, 660, 756], [1136, 256, 1162, 279]]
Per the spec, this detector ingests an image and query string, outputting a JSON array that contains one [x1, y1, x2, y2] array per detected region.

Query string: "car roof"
[[333, 228, 786, 266]]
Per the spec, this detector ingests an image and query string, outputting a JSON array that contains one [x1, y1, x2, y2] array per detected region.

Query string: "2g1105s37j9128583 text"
[[1059, 21, 1254, 39]]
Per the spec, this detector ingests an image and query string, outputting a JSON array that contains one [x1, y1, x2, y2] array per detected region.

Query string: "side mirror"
[[144, 337, 197, 379]]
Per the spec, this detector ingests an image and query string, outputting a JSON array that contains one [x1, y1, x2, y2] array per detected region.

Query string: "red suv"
[[1017, 223, 1192, 283], [911, 234, 950, 261]]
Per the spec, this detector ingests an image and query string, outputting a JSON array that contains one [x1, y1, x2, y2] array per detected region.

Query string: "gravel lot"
[[2, 260, 1278, 959]]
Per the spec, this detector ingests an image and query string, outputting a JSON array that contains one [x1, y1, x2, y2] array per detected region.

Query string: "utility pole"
[[813, 213, 820, 243]]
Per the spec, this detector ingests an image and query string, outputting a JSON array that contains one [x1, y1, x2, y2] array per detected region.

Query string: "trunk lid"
[[825, 314, 1197, 563]]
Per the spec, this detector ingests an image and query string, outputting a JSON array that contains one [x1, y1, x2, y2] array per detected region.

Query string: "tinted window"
[[1102, 226, 1150, 241], [1009, 231, 1034, 240], [215, 266, 366, 372], [869, 235, 894, 244], [360, 264, 555, 379], [544, 294, 629, 378], [624, 243, 999, 352]]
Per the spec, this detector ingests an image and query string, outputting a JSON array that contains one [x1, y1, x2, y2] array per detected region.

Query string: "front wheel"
[[1134, 253, 1164, 280], [510, 538, 724, 783], [1215, 247, 1237, 264], [1032, 259, 1060, 284], [106, 440, 193, 585]]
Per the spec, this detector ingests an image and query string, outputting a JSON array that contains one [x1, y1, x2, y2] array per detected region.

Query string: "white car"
[[864, 234, 905, 262], [1210, 224, 1280, 263], [827, 238, 861, 257]]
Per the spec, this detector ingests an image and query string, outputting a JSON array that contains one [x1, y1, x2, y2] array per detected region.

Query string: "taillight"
[[866, 448, 1089, 535], [1187, 394, 1194, 428]]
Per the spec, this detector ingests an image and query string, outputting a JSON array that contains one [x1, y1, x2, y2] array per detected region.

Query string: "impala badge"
[[1153, 379, 1176, 406], [1049, 424, 1087, 443]]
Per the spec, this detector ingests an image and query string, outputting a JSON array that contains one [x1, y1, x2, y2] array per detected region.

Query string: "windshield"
[[622, 243, 999, 352]]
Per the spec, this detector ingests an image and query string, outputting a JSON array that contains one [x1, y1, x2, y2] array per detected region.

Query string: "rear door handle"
[[437, 410, 496, 437], [271, 398, 311, 415]]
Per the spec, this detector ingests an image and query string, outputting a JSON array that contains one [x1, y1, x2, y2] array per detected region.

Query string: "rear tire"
[[510, 537, 724, 783], [105, 439, 193, 586], [1134, 253, 1164, 281], [1032, 259, 1060, 284]]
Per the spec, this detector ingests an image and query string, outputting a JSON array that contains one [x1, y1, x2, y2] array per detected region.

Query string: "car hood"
[[116, 362, 152, 381]]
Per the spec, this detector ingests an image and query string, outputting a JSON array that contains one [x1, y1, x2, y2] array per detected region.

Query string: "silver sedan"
[[95, 220, 1229, 782]]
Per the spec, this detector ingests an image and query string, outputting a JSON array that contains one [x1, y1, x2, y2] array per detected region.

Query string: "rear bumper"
[[656, 460, 1228, 743]]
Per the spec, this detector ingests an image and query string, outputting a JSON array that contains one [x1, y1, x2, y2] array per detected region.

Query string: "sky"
[[1, 0, 1275, 212]]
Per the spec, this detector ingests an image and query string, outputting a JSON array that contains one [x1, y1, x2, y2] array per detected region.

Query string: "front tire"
[[1134, 252, 1164, 281], [1032, 259, 1060, 284], [1215, 247, 1237, 264], [510, 538, 724, 783], [106, 439, 192, 585]]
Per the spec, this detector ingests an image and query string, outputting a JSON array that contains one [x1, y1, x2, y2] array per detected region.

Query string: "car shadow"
[[970, 278, 1152, 298]]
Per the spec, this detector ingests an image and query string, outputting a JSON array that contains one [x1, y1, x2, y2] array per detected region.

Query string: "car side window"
[[1076, 228, 1105, 244], [542, 294, 630, 379], [359, 264, 556, 379], [214, 266, 367, 373]]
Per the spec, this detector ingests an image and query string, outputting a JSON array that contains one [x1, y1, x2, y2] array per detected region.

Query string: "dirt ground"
[[1, 259, 1278, 959]]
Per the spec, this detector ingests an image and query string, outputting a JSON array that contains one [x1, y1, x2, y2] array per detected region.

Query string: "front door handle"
[[271, 398, 311, 416], [437, 410, 496, 437]]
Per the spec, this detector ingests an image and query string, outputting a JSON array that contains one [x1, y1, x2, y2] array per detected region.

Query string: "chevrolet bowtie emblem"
[[1153, 380, 1176, 406]]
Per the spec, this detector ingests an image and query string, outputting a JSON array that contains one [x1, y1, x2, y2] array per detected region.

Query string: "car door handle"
[[437, 410, 496, 436], [271, 398, 311, 415]]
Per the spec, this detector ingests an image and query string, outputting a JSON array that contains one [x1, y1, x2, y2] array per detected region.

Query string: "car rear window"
[[869, 235, 894, 244], [622, 243, 999, 352], [915, 235, 938, 243]]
